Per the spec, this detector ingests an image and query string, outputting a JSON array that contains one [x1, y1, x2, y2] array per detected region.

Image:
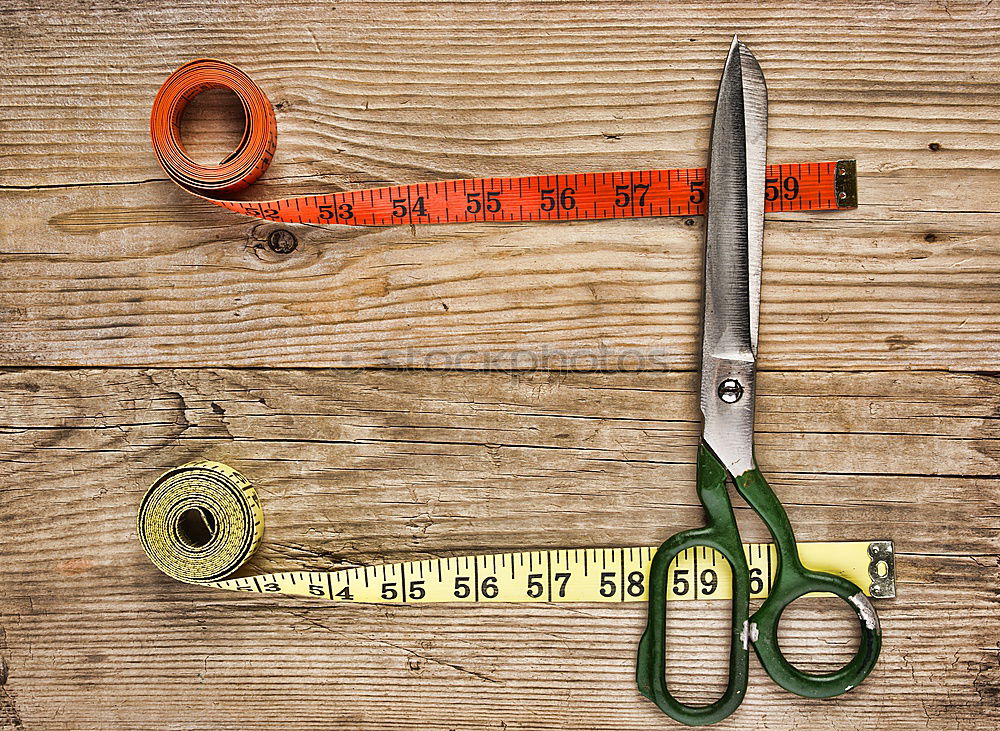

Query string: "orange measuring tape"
[[151, 59, 858, 226]]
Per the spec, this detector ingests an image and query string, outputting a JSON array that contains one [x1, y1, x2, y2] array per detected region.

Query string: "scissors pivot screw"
[[718, 378, 744, 404]]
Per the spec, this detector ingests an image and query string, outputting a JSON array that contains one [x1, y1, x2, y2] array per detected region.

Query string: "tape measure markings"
[[151, 59, 858, 227], [217, 161, 851, 227], [203, 541, 890, 604], [139, 462, 895, 604]]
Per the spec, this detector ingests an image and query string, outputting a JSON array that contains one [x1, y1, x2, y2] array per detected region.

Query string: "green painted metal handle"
[[734, 466, 882, 698], [637, 446, 883, 725], [637, 445, 751, 726]]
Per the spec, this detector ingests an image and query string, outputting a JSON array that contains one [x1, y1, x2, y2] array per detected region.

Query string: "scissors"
[[635, 37, 882, 725]]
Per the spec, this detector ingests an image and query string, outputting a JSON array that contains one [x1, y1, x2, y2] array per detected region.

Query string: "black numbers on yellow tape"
[[207, 542, 892, 604], [138, 462, 895, 604]]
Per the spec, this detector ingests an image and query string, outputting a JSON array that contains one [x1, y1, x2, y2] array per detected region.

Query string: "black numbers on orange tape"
[[783, 176, 799, 199], [540, 189, 555, 211], [392, 196, 428, 218], [688, 180, 705, 205], [465, 191, 501, 214], [766, 176, 799, 201], [559, 187, 575, 210], [318, 202, 354, 221], [540, 187, 576, 211], [614, 183, 651, 207]]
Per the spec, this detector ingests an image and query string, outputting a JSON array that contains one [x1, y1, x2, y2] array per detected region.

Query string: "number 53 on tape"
[[151, 59, 859, 227]]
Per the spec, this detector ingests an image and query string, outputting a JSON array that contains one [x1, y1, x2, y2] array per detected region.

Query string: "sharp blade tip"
[[730, 34, 756, 56], [728, 35, 757, 64], [724, 35, 742, 70]]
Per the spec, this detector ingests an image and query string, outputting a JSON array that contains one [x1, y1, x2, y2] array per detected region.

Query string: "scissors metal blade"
[[700, 37, 768, 476]]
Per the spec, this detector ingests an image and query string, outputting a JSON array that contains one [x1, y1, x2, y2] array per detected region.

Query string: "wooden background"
[[1, 1, 998, 729]]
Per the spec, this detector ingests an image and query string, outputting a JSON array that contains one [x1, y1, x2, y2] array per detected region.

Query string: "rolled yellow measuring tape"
[[138, 461, 895, 603]]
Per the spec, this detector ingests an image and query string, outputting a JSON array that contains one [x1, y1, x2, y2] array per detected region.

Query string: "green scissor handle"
[[735, 465, 882, 699], [637, 445, 751, 726], [637, 445, 882, 725]]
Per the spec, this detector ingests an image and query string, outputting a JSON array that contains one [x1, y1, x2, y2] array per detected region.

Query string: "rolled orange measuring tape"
[[151, 59, 858, 226]]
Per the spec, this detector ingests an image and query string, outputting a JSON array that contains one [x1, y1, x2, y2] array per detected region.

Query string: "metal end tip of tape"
[[835, 159, 859, 209], [867, 540, 896, 599]]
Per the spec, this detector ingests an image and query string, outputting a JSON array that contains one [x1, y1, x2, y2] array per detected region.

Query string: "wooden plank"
[[1, 0, 998, 369], [1, 1, 998, 729], [0, 568, 996, 730], [2, 181, 997, 370], [0, 367, 997, 729], [2, 1, 999, 187]]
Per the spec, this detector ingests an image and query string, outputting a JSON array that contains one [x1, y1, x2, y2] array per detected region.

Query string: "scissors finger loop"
[[750, 566, 883, 698]]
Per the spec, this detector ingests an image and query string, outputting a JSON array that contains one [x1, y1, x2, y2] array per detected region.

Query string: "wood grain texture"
[[1, 1, 999, 729], [1, 0, 998, 368], [0, 368, 998, 729]]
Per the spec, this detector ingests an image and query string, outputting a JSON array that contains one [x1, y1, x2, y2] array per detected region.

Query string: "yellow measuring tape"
[[138, 461, 895, 603]]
